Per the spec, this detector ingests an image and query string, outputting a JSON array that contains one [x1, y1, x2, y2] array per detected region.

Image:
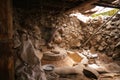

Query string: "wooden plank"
[[0, 0, 14, 80], [93, 2, 120, 9]]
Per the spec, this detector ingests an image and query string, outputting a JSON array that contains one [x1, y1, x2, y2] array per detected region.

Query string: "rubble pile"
[[49, 12, 120, 58], [50, 14, 83, 48], [86, 14, 120, 59]]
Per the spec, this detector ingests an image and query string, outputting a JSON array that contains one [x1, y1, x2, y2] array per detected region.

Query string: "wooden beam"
[[93, 2, 120, 9], [0, 0, 14, 80]]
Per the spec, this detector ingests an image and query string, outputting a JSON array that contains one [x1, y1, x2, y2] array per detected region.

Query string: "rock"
[[67, 51, 83, 63], [106, 24, 114, 29], [58, 27, 64, 34], [88, 64, 107, 73], [83, 67, 99, 79], [54, 35, 62, 44], [45, 71, 59, 80], [96, 35, 102, 42], [104, 62, 120, 72], [69, 39, 81, 48], [43, 64, 59, 80], [16, 65, 47, 80], [112, 53, 120, 60], [115, 21, 120, 26], [97, 53, 113, 64], [76, 74, 91, 80], [14, 35, 21, 48], [55, 66, 78, 75], [20, 39, 40, 66], [115, 41, 120, 47], [79, 53, 88, 65], [98, 46, 104, 51], [101, 41, 107, 47], [33, 25, 41, 35], [74, 63, 99, 80], [112, 0, 120, 5], [118, 25, 120, 29], [15, 37, 46, 80], [73, 63, 86, 74], [90, 47, 96, 54]]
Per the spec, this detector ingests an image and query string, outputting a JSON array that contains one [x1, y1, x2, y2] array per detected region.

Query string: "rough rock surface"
[[14, 30, 46, 80], [44, 12, 120, 61]]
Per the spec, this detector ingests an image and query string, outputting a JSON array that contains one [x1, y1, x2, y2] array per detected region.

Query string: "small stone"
[[101, 41, 107, 46], [90, 47, 96, 54], [54, 35, 62, 44], [70, 39, 81, 47], [33, 25, 41, 35], [79, 54, 88, 65], [98, 46, 104, 51], [67, 51, 82, 63], [118, 25, 120, 29], [116, 42, 120, 47], [58, 27, 64, 34], [106, 24, 114, 29], [96, 35, 102, 42]]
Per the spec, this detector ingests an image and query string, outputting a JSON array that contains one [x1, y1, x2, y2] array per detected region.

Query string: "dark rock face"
[[45, 12, 120, 55], [83, 69, 98, 79], [13, 10, 47, 79], [14, 30, 46, 80], [15, 64, 46, 80]]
